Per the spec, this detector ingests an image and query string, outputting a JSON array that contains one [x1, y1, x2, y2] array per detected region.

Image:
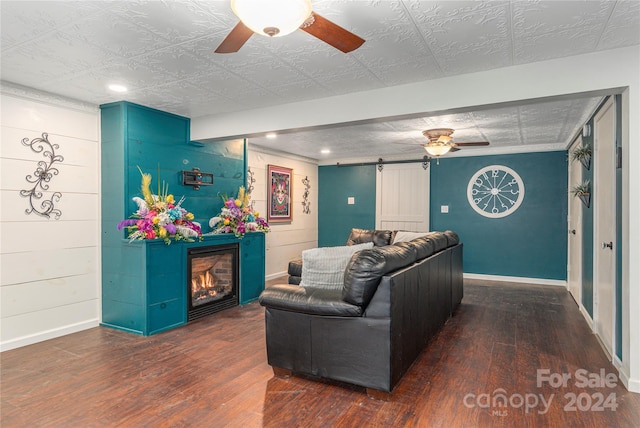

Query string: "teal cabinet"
[[240, 233, 266, 304], [101, 240, 186, 336], [101, 236, 265, 336]]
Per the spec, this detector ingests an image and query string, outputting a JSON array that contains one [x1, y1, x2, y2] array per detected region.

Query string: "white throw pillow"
[[300, 242, 374, 290], [392, 231, 433, 244]]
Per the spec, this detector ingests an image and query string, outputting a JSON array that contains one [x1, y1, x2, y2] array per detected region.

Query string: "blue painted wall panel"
[[430, 152, 568, 280], [102, 101, 245, 234], [318, 165, 376, 247]]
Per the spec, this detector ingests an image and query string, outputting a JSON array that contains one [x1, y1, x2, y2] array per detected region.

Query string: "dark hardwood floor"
[[2, 279, 639, 427]]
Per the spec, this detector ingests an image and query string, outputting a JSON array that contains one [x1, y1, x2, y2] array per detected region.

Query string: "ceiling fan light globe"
[[424, 143, 452, 157], [231, 0, 312, 37]]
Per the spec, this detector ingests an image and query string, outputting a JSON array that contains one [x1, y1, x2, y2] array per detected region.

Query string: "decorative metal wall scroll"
[[302, 175, 311, 214], [247, 166, 256, 195], [20, 133, 64, 219]]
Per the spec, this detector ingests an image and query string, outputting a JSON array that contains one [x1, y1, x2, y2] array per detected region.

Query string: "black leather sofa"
[[259, 230, 463, 397], [287, 228, 395, 284]]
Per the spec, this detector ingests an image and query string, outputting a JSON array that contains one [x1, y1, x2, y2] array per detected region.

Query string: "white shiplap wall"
[[0, 86, 100, 351], [248, 146, 318, 280]]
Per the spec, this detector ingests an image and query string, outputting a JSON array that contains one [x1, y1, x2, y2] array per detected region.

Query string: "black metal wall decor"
[[302, 175, 311, 214], [247, 167, 256, 195], [20, 133, 64, 219], [338, 156, 431, 170]]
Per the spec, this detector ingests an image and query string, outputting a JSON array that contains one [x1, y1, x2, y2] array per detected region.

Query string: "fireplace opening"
[[187, 244, 239, 321]]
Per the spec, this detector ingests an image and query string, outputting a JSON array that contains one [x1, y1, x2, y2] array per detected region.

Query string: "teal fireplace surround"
[[100, 101, 265, 335], [101, 233, 265, 336]]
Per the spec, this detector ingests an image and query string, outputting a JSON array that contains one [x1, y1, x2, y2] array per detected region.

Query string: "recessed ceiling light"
[[321, 149, 331, 154], [266, 132, 277, 139], [108, 84, 128, 93]]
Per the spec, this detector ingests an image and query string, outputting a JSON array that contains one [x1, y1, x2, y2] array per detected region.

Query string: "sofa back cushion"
[[343, 244, 417, 307], [300, 242, 374, 290], [429, 232, 449, 252], [406, 236, 436, 260], [443, 230, 460, 246], [392, 230, 433, 244], [346, 228, 393, 247]]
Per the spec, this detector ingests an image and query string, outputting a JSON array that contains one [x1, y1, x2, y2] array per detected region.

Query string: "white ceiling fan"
[[420, 128, 490, 157], [215, 0, 365, 54]]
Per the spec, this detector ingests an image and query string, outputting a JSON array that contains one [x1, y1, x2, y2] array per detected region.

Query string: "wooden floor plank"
[[2, 279, 639, 427]]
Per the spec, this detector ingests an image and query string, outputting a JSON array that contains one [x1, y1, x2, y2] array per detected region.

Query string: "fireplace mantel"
[[101, 233, 265, 336]]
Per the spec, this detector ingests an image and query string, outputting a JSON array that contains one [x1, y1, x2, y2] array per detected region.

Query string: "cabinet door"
[[148, 298, 184, 334], [146, 243, 184, 304], [146, 242, 186, 329], [240, 233, 265, 303]]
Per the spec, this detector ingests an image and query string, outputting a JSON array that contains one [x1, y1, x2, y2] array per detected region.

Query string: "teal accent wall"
[[581, 118, 595, 316], [318, 165, 376, 247], [430, 152, 568, 280], [102, 101, 245, 234]]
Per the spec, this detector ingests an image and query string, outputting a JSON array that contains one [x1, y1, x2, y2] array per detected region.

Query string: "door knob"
[[602, 241, 613, 250], [570, 229, 576, 235]]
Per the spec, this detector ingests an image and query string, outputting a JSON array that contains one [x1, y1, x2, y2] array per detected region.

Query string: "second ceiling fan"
[[215, 0, 365, 54], [421, 128, 489, 157]]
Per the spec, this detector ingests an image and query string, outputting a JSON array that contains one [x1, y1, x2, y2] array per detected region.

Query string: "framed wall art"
[[267, 165, 293, 223]]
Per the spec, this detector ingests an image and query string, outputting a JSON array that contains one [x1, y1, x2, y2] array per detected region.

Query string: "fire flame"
[[191, 270, 217, 298]]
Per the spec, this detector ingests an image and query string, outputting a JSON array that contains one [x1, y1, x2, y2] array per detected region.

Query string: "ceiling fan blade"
[[454, 141, 490, 146], [393, 141, 423, 146], [449, 146, 461, 152], [215, 21, 254, 54], [300, 13, 364, 53]]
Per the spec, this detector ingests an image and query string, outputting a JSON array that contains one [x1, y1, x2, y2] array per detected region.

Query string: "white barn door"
[[376, 163, 430, 232]]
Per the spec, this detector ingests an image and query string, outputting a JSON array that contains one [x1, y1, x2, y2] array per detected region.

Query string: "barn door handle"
[[602, 241, 613, 250]]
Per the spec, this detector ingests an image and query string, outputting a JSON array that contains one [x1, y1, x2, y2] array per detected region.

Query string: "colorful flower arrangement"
[[117, 168, 202, 244], [209, 186, 270, 238]]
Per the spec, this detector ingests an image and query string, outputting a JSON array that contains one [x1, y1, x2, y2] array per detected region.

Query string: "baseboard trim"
[[265, 271, 288, 282], [0, 319, 99, 352], [579, 305, 594, 330], [463, 273, 567, 287], [613, 356, 640, 393], [613, 356, 629, 389]]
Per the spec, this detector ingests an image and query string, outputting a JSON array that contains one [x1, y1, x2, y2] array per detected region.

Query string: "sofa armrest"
[[288, 259, 302, 277], [259, 284, 362, 317]]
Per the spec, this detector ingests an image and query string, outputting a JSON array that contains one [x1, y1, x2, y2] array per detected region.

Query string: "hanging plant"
[[571, 144, 592, 170], [571, 179, 591, 208]]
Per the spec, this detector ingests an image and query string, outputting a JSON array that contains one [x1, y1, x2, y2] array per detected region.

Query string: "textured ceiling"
[[1, 1, 639, 161]]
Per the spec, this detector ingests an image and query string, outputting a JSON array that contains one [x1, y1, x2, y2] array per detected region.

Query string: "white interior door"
[[594, 97, 616, 359], [376, 163, 430, 232], [567, 135, 583, 305]]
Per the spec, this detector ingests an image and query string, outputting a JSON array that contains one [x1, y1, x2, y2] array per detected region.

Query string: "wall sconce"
[[182, 167, 213, 190]]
